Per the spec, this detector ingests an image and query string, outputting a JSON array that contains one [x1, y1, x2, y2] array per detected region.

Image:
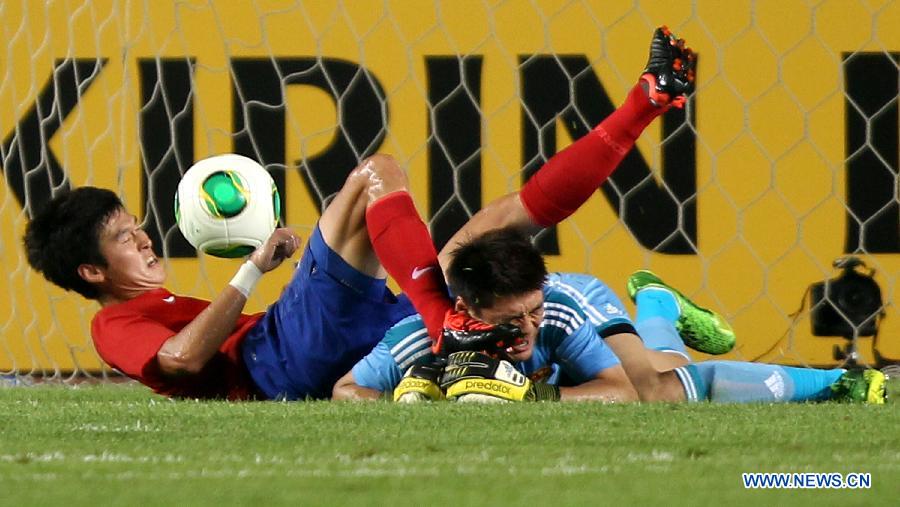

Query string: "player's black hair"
[[447, 226, 547, 310], [23, 187, 125, 300]]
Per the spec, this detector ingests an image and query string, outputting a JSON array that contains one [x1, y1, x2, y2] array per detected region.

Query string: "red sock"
[[519, 82, 666, 227], [365, 192, 453, 342]]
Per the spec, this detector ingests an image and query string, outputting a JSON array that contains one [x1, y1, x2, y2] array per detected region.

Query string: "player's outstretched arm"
[[333, 363, 447, 402], [332, 370, 384, 401], [436, 193, 533, 271], [156, 228, 301, 376]]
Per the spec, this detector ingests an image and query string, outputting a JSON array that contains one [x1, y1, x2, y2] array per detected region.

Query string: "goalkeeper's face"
[[469, 289, 544, 362], [92, 209, 166, 298]]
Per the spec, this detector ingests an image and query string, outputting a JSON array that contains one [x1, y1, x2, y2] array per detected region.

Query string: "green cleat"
[[830, 369, 887, 404], [627, 270, 736, 355]]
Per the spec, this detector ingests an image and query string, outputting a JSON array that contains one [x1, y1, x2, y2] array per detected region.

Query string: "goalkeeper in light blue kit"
[[333, 26, 886, 405], [342, 230, 646, 403], [337, 225, 884, 404]]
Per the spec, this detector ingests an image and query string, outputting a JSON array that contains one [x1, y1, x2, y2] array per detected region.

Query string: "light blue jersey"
[[352, 272, 631, 392]]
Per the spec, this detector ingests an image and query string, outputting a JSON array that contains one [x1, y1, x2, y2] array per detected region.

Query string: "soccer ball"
[[175, 154, 281, 258]]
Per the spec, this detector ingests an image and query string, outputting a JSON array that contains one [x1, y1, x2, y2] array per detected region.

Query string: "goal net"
[[2, 0, 899, 381]]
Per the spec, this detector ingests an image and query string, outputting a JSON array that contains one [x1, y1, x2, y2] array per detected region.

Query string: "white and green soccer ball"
[[175, 154, 281, 258]]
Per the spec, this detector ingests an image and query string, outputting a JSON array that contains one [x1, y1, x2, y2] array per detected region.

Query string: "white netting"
[[1, 0, 899, 381]]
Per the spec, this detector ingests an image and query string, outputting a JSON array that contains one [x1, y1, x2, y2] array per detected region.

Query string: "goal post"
[[2, 0, 899, 379]]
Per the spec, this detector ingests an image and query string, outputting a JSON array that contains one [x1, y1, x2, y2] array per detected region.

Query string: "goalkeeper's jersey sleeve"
[[351, 314, 433, 393], [544, 272, 634, 335]]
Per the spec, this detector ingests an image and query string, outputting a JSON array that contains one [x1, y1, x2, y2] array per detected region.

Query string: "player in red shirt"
[[24, 154, 420, 400]]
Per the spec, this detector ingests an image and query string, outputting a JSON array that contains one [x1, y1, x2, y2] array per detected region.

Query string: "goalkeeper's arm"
[[333, 363, 446, 402], [332, 370, 384, 401]]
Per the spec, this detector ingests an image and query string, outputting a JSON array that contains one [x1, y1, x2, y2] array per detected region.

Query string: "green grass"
[[1, 383, 899, 506]]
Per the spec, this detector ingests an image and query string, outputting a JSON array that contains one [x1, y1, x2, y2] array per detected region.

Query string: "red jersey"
[[91, 288, 263, 400]]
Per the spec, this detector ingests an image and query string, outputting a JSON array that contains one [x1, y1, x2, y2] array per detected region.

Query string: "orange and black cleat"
[[641, 25, 696, 108]]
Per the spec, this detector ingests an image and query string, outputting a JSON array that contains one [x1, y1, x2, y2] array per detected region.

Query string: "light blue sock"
[[635, 287, 688, 357], [674, 361, 846, 403], [635, 287, 680, 323], [635, 317, 689, 358], [781, 366, 846, 401]]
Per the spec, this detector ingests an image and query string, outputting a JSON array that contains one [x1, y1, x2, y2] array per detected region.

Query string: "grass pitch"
[[1, 383, 899, 506]]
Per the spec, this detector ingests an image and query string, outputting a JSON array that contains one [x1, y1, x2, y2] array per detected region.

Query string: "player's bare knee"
[[635, 374, 679, 402], [351, 154, 408, 203]]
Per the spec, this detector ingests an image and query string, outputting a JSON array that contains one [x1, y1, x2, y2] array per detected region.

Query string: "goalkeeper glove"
[[439, 351, 560, 402], [432, 310, 524, 359], [392, 361, 446, 403]]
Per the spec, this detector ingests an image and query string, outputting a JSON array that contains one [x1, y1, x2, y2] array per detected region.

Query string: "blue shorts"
[[242, 226, 416, 400]]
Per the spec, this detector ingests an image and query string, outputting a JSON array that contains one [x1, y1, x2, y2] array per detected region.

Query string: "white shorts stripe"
[[674, 367, 698, 402], [657, 348, 692, 361]]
